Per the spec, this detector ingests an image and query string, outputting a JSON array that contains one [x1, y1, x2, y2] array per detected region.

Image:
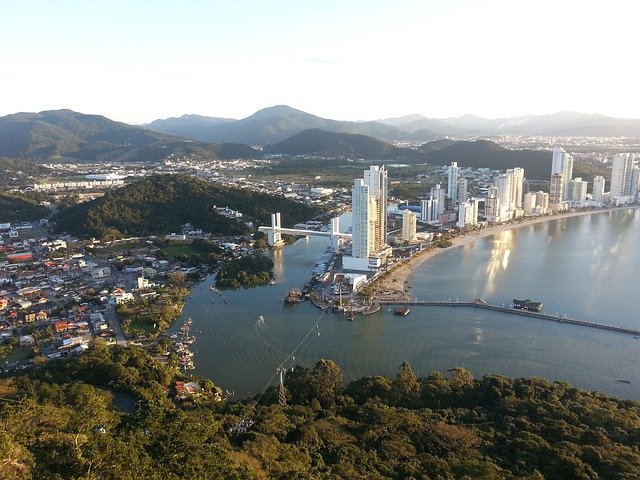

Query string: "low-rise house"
[[174, 381, 202, 400]]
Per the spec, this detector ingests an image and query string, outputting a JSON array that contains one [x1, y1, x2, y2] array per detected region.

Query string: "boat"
[[512, 299, 543, 312], [283, 288, 303, 304], [394, 306, 411, 316], [269, 280, 276, 285], [169, 333, 178, 339], [617, 378, 631, 384], [210, 299, 216, 303]]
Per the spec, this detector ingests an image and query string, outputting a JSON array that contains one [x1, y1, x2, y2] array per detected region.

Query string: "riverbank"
[[372, 206, 640, 299]]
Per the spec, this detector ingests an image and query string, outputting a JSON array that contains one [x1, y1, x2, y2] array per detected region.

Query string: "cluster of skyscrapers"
[[343, 148, 639, 272]]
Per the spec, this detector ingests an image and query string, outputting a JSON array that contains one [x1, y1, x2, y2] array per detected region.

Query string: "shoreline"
[[372, 205, 640, 299]]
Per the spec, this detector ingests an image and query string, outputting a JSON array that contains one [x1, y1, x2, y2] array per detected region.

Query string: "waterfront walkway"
[[378, 299, 640, 337]]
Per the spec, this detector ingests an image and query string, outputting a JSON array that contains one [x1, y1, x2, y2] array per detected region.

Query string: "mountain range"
[[146, 106, 640, 144], [146, 105, 439, 145], [0, 109, 260, 163]]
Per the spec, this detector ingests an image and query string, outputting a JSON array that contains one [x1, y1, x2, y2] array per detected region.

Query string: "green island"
[[216, 255, 275, 289], [0, 346, 638, 479]]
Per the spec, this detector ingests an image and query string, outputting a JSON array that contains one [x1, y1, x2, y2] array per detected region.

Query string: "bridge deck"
[[378, 300, 640, 336]]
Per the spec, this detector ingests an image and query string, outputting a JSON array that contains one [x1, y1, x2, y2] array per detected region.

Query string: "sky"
[[1, 0, 639, 124]]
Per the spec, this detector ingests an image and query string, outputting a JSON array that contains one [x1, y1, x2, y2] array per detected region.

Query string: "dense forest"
[[53, 175, 319, 239], [0, 191, 50, 222], [0, 346, 638, 479]]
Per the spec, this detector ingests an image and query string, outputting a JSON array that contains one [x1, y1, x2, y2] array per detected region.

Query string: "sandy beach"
[[372, 206, 640, 299]]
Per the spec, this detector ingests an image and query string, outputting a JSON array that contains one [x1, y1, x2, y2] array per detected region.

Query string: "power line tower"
[[276, 367, 287, 406]]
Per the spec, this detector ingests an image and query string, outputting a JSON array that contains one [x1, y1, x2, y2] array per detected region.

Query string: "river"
[[174, 208, 640, 400]]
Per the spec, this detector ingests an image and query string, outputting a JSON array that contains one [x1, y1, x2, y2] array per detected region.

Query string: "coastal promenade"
[[378, 299, 640, 337]]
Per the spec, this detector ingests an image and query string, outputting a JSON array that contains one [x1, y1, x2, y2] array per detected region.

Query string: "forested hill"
[[0, 109, 260, 163], [54, 174, 318, 239], [0, 346, 638, 479]]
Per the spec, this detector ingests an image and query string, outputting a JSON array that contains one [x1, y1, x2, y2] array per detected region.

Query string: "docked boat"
[[512, 299, 543, 312], [284, 288, 303, 304], [394, 306, 411, 316], [269, 280, 276, 285]]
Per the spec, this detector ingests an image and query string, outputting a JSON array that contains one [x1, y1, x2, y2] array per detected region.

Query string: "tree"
[[390, 361, 420, 407]]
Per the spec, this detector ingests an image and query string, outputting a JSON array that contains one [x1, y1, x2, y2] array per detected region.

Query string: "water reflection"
[[484, 230, 513, 296]]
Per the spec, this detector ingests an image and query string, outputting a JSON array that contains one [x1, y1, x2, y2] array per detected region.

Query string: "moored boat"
[[394, 306, 411, 316], [513, 299, 543, 312]]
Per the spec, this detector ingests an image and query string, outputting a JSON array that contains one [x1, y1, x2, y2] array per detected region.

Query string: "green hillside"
[[54, 174, 318, 239], [0, 192, 49, 223], [263, 128, 407, 158], [0, 110, 260, 163], [0, 346, 638, 479]]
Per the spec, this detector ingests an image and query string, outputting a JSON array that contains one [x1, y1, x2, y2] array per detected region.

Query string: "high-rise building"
[[495, 173, 511, 220], [523, 192, 537, 216], [401, 209, 417, 242], [346, 165, 388, 270], [484, 186, 500, 222], [592, 176, 605, 204], [551, 147, 573, 202], [430, 184, 446, 215], [509, 167, 525, 209], [456, 176, 468, 206], [535, 191, 549, 212], [568, 177, 588, 203], [631, 166, 640, 198], [610, 153, 635, 197], [456, 199, 478, 228], [447, 162, 459, 206], [549, 173, 564, 208]]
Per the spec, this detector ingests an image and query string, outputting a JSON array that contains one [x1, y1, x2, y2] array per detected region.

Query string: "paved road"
[[104, 305, 127, 345]]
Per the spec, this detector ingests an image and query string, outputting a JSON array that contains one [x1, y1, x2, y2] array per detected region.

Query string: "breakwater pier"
[[378, 299, 640, 337]]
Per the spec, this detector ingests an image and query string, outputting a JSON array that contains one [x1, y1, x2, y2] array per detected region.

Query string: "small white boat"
[[258, 315, 264, 322]]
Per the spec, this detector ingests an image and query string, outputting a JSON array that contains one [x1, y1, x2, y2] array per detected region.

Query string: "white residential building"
[[344, 166, 388, 271], [447, 162, 459, 207], [551, 147, 574, 202], [592, 176, 605, 205], [456, 199, 479, 228], [400, 209, 417, 243], [610, 153, 634, 197]]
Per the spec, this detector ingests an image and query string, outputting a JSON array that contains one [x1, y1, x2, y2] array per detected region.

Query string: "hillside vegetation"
[[0, 192, 49, 223], [264, 128, 407, 158], [0, 110, 260, 163], [0, 347, 638, 479], [53, 174, 318, 239]]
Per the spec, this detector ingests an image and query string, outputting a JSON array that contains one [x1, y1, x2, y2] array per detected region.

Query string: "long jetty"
[[378, 299, 640, 337]]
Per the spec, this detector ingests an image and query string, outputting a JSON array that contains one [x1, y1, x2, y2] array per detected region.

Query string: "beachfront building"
[[567, 177, 588, 204], [456, 177, 468, 206], [523, 192, 537, 216], [592, 176, 605, 205], [551, 147, 574, 202], [484, 186, 500, 222], [421, 184, 446, 222], [344, 165, 389, 271], [400, 209, 417, 243], [456, 199, 479, 228], [549, 173, 565, 211], [447, 162, 459, 208]]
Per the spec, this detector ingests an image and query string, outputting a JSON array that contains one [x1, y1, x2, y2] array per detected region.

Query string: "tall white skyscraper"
[[346, 165, 388, 270], [568, 178, 588, 203], [456, 177, 468, 206], [509, 167, 525, 209], [631, 166, 640, 198], [401, 209, 417, 242], [592, 176, 605, 204], [447, 162, 459, 206], [430, 184, 446, 215], [610, 153, 637, 198], [549, 173, 564, 208], [456, 199, 478, 228], [484, 186, 500, 222], [551, 147, 573, 202], [495, 173, 512, 220]]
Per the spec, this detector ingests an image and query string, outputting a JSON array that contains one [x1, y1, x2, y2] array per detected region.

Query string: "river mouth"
[[171, 209, 640, 400]]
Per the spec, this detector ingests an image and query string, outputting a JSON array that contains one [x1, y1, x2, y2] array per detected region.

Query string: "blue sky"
[[1, 0, 638, 123]]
